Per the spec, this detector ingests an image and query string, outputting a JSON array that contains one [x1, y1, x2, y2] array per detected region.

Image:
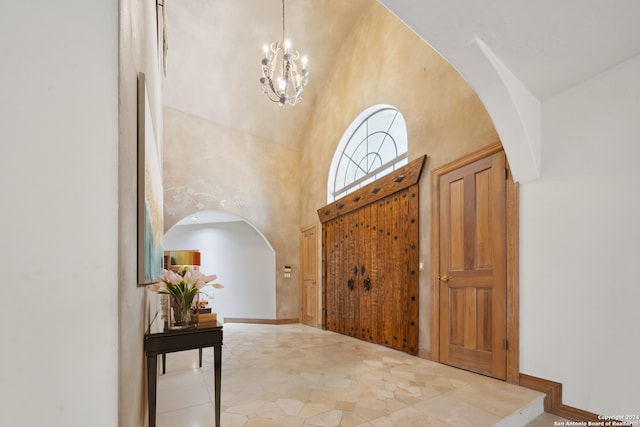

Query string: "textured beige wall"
[[163, 108, 302, 319], [299, 2, 499, 354], [118, 1, 164, 425], [162, 2, 499, 351]]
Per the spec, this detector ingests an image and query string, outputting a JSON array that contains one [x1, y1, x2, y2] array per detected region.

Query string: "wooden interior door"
[[300, 224, 318, 327], [438, 150, 507, 379]]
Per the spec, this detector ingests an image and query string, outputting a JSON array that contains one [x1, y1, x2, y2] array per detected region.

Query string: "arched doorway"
[[164, 210, 276, 322]]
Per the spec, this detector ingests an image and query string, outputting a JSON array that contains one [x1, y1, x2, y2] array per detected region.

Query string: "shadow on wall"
[[163, 210, 277, 322]]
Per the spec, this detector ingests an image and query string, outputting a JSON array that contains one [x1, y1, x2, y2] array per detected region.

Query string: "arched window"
[[328, 105, 408, 202]]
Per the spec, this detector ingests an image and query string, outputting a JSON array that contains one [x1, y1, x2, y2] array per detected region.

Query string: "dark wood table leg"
[[161, 353, 166, 374], [214, 344, 222, 427], [199, 348, 202, 368], [147, 354, 158, 427]]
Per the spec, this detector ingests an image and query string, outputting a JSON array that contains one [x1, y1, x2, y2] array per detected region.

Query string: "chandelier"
[[260, 0, 309, 107]]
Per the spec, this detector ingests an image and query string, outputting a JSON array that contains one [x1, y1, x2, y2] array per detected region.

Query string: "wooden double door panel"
[[323, 185, 419, 355], [438, 150, 507, 379], [300, 225, 318, 327]]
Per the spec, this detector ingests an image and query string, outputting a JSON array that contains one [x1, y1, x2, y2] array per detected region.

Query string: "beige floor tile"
[[155, 323, 545, 427], [157, 376, 210, 414], [220, 412, 248, 427], [339, 411, 373, 427], [305, 409, 343, 427], [277, 398, 305, 416], [157, 402, 216, 427], [299, 402, 335, 418]]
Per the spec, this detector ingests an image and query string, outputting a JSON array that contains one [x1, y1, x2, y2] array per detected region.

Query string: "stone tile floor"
[[156, 323, 567, 427]]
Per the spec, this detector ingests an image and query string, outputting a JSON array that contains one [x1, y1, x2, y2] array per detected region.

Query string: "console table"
[[144, 315, 223, 427]]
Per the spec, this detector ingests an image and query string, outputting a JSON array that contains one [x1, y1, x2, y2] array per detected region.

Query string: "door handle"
[[439, 275, 453, 282]]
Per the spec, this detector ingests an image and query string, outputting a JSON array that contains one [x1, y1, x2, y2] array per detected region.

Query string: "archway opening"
[[164, 210, 276, 322]]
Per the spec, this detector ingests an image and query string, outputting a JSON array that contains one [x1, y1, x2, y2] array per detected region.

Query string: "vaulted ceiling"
[[164, 0, 371, 148], [164, 0, 640, 150]]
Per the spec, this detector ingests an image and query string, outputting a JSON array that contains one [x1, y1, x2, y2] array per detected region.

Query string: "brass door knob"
[[439, 275, 452, 282]]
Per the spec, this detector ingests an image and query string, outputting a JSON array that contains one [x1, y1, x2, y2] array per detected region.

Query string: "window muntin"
[[329, 106, 408, 201]]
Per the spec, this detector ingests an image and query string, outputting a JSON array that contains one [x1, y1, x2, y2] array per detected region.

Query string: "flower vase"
[[168, 295, 198, 330]]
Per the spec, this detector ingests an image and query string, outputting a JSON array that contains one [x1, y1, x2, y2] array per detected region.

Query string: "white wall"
[[520, 55, 640, 414], [164, 220, 277, 322], [0, 1, 118, 426]]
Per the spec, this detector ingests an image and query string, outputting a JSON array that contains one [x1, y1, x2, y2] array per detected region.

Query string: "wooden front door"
[[300, 224, 318, 327], [437, 149, 507, 379], [319, 156, 425, 355]]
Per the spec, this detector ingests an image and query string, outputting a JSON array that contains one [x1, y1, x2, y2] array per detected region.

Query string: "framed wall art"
[[137, 72, 164, 284]]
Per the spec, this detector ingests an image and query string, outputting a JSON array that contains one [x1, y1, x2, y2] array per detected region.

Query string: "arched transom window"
[[328, 105, 408, 202]]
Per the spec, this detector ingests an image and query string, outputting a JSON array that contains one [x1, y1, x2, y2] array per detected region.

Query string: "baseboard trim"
[[519, 373, 626, 424], [418, 349, 432, 360], [224, 317, 299, 325]]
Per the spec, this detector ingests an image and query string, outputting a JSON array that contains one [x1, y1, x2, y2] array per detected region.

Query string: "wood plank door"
[[438, 150, 507, 379], [300, 224, 318, 327], [324, 217, 340, 332], [333, 216, 347, 335], [344, 209, 359, 338], [320, 156, 425, 355], [358, 201, 374, 343]]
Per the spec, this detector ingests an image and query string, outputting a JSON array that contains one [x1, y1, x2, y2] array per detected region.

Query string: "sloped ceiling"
[[378, 0, 640, 100], [164, 0, 640, 148]]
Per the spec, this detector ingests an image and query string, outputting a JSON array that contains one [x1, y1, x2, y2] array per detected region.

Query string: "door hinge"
[[503, 339, 509, 350]]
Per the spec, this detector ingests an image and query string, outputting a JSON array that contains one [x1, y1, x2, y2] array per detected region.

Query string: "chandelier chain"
[[282, 0, 286, 42]]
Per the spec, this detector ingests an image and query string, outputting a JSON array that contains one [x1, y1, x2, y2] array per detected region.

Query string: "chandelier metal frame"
[[260, 0, 309, 106]]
